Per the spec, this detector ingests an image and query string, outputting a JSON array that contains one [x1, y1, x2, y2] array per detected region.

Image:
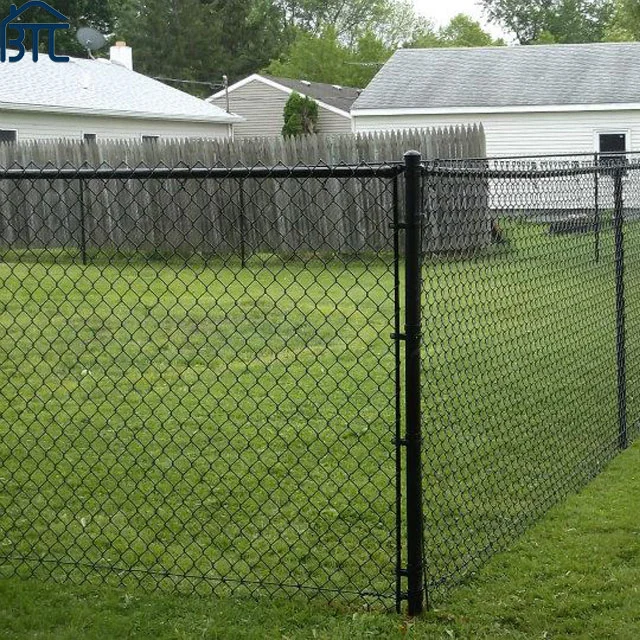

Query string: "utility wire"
[[153, 76, 225, 90]]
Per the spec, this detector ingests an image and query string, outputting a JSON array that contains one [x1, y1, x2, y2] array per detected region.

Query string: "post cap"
[[404, 150, 422, 166]]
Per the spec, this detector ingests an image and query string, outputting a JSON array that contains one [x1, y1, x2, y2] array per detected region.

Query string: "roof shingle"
[[352, 43, 640, 111], [0, 52, 238, 123], [260, 76, 360, 113]]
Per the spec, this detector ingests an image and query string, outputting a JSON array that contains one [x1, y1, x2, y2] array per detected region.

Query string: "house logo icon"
[[0, 1, 70, 63]]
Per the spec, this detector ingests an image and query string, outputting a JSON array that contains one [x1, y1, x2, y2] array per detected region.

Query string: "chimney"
[[110, 41, 133, 71]]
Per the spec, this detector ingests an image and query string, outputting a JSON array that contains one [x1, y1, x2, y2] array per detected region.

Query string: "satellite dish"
[[76, 27, 107, 59]]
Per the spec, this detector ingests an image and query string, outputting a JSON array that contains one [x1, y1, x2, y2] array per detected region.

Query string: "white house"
[[208, 74, 359, 138], [351, 43, 640, 158], [0, 43, 240, 142]]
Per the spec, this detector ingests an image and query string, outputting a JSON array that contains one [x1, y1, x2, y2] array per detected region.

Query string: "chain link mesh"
[[421, 154, 640, 601], [2, 153, 639, 611], [0, 162, 402, 606]]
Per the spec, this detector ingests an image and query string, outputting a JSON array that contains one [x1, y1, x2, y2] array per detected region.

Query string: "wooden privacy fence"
[[0, 126, 488, 258]]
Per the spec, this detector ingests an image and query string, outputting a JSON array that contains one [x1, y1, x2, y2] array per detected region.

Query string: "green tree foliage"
[[282, 92, 319, 136], [373, 0, 436, 47], [438, 14, 504, 47], [272, 0, 391, 45], [604, 0, 640, 40], [267, 26, 394, 87], [479, 0, 615, 44], [411, 14, 504, 47], [115, 0, 285, 95]]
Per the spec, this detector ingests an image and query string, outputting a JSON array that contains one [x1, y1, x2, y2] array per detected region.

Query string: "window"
[[599, 133, 626, 154], [0, 130, 17, 143], [598, 132, 628, 167], [142, 135, 159, 143], [83, 133, 97, 142]]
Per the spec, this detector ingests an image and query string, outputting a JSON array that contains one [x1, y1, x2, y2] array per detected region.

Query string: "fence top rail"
[[432, 149, 640, 163], [0, 161, 405, 181], [425, 161, 639, 180]]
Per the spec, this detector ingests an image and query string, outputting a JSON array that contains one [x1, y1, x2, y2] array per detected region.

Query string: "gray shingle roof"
[[0, 52, 238, 123], [352, 43, 640, 112], [262, 76, 361, 112]]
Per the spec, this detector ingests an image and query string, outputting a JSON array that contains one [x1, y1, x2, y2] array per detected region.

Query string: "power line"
[[153, 76, 225, 90]]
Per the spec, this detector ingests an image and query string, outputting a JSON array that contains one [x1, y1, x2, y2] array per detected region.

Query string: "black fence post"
[[393, 174, 404, 615], [404, 150, 425, 616], [594, 153, 600, 264], [78, 178, 87, 266], [613, 167, 628, 450]]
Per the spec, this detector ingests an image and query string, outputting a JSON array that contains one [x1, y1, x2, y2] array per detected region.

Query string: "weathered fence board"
[[0, 126, 488, 257]]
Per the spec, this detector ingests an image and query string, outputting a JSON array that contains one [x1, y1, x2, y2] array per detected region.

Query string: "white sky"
[[411, 0, 510, 39]]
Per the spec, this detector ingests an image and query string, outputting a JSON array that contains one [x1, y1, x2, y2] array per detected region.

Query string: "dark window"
[[599, 133, 628, 168], [599, 133, 626, 154], [142, 135, 159, 143], [83, 133, 97, 142], [0, 130, 17, 143]]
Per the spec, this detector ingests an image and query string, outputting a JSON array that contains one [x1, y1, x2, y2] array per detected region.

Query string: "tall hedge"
[[282, 92, 319, 137]]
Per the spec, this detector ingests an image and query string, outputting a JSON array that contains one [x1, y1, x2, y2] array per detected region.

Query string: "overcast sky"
[[411, 0, 510, 39]]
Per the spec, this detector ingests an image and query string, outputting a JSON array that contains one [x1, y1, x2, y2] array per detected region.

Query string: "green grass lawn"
[[0, 247, 399, 603], [1, 441, 639, 639], [1, 218, 639, 612]]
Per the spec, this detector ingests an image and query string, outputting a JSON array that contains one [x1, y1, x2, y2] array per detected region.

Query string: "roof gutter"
[[351, 102, 640, 117]]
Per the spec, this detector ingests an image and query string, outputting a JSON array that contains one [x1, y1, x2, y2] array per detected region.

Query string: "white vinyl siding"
[[352, 109, 640, 156], [0, 109, 231, 142], [210, 79, 351, 138], [319, 108, 353, 135]]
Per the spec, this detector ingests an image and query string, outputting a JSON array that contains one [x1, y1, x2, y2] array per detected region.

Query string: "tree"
[[115, 0, 286, 96], [266, 26, 393, 88], [439, 14, 502, 47], [369, 0, 438, 47], [604, 0, 640, 40], [282, 92, 319, 136], [410, 14, 504, 48], [479, 0, 615, 44], [349, 30, 394, 86], [267, 27, 353, 85], [272, 0, 391, 45]]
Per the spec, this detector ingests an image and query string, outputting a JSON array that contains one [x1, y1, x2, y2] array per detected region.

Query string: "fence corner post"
[[404, 150, 425, 615]]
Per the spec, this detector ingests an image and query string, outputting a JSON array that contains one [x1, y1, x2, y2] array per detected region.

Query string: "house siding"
[[210, 79, 352, 138], [0, 110, 231, 142], [352, 109, 640, 156]]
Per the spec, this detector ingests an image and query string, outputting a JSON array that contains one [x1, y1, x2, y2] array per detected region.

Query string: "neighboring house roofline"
[[0, 100, 244, 124], [208, 74, 352, 119], [353, 43, 640, 113], [0, 50, 242, 125], [352, 103, 640, 117]]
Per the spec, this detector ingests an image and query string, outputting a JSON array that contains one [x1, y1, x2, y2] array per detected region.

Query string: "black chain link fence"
[[0, 152, 638, 613], [0, 162, 404, 607], [420, 153, 640, 605]]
